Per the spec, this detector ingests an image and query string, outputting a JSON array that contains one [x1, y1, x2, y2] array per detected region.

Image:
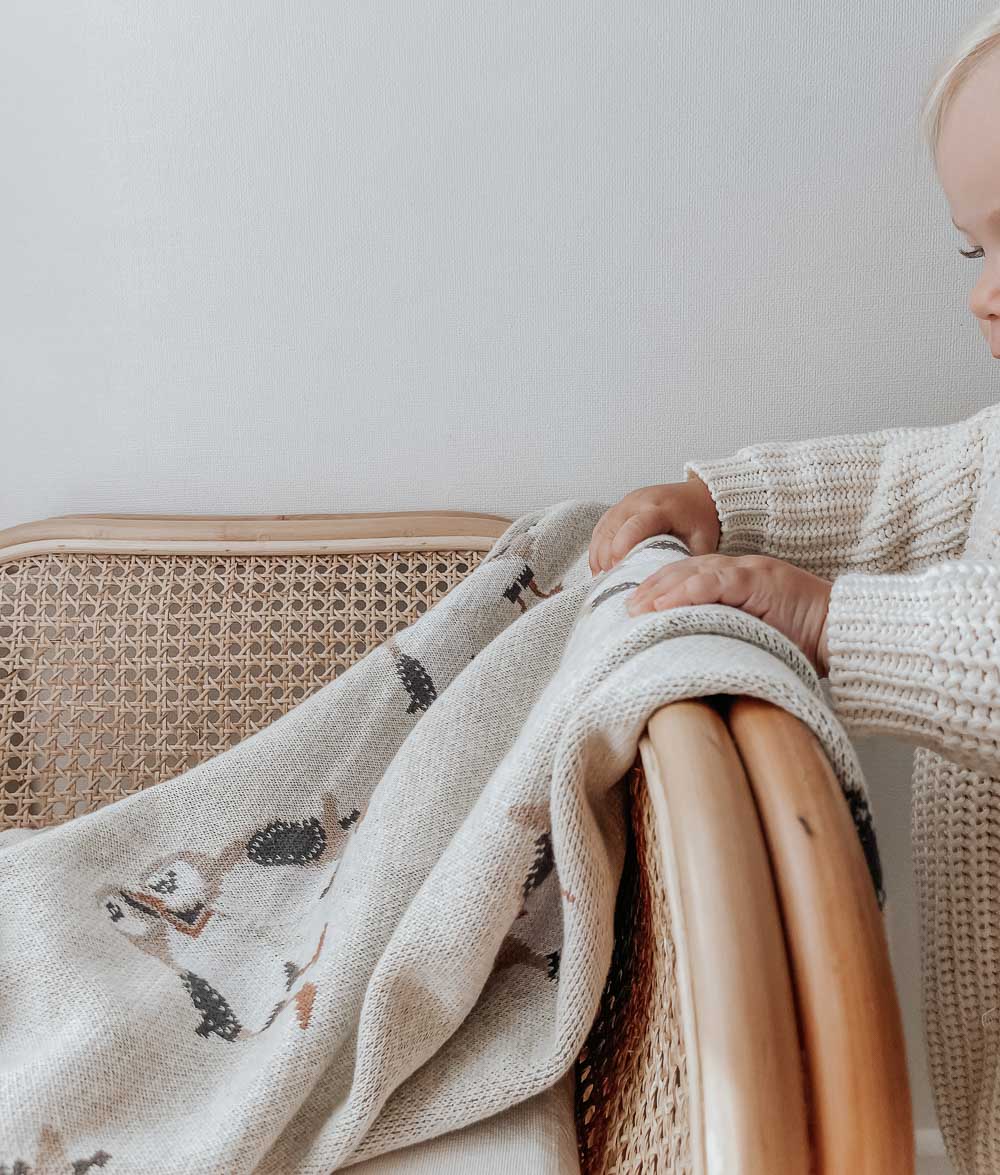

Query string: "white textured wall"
[[4, 1, 998, 1154]]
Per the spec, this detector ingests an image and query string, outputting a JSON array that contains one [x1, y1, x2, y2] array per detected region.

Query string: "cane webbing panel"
[[576, 760, 692, 1173], [0, 548, 481, 831]]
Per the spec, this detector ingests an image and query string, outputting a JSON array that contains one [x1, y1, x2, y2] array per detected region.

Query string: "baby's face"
[[936, 46, 1000, 359]]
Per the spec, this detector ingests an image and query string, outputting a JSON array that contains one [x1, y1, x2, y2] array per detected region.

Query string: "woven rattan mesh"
[[576, 759, 692, 1173], [0, 548, 482, 831]]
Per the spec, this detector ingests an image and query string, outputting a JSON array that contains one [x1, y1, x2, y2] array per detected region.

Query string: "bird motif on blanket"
[[385, 635, 438, 713], [493, 803, 566, 983], [588, 581, 641, 609], [479, 527, 564, 612], [97, 794, 364, 1042], [503, 561, 563, 613], [0, 1125, 110, 1175]]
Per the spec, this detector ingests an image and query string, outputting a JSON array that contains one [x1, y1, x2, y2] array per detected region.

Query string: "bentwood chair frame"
[[0, 510, 913, 1174]]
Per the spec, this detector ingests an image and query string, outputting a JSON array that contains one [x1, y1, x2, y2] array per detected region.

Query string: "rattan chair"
[[0, 510, 914, 1173]]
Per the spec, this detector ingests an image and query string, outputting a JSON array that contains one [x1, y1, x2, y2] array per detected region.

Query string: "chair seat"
[[350, 1071, 579, 1174]]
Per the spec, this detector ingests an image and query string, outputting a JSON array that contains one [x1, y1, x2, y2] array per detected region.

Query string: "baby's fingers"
[[606, 510, 669, 568], [628, 559, 751, 615], [626, 565, 689, 613], [590, 507, 654, 573], [589, 508, 625, 573]]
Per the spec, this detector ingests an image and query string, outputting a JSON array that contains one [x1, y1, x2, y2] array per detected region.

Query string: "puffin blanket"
[[0, 499, 882, 1173]]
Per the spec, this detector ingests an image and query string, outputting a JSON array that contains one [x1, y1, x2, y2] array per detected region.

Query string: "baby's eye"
[[960, 245, 985, 259]]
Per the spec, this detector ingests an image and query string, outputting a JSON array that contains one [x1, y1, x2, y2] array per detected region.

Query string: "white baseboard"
[[917, 1128, 946, 1157], [916, 1128, 951, 1174]]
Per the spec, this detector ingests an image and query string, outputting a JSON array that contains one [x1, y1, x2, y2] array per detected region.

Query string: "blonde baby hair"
[[923, 5, 1000, 152]]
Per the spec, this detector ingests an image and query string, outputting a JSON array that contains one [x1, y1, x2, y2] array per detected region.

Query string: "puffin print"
[[0, 1125, 110, 1175], [494, 803, 566, 982], [98, 794, 364, 1041], [479, 529, 562, 613], [588, 581, 641, 610], [494, 932, 561, 981], [508, 803, 566, 910], [493, 861, 563, 984], [248, 812, 342, 867], [845, 788, 884, 907], [385, 635, 438, 714], [176, 923, 327, 1042], [503, 562, 562, 614], [523, 831, 554, 907], [638, 536, 690, 556]]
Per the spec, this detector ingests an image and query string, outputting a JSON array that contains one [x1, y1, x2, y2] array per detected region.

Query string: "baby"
[[590, 10, 1000, 1175]]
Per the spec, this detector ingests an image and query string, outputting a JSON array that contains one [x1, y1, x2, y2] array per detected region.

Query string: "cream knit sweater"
[[684, 401, 1000, 1175]]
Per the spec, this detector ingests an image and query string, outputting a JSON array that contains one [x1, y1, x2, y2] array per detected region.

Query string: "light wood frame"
[[640, 701, 810, 1173], [0, 511, 513, 564], [726, 696, 914, 1172]]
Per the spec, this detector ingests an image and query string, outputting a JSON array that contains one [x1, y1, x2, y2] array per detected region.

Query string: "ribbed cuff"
[[683, 455, 770, 557], [824, 564, 1000, 771]]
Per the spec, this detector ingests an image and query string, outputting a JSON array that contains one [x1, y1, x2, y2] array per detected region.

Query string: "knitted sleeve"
[[683, 403, 999, 579], [824, 559, 1000, 777]]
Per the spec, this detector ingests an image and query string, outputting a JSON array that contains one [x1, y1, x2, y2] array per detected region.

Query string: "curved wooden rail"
[[0, 511, 512, 563], [725, 695, 914, 1174], [642, 700, 810, 1174]]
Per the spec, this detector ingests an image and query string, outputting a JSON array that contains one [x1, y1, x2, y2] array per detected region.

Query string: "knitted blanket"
[[0, 499, 881, 1173]]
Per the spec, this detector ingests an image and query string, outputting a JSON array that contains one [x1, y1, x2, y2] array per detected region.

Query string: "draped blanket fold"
[[0, 499, 880, 1173]]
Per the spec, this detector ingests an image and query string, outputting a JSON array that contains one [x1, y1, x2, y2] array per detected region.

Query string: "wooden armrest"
[[725, 695, 914, 1173], [642, 699, 810, 1173]]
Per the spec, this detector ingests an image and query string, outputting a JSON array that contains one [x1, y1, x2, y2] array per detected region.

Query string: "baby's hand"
[[626, 553, 834, 677], [589, 475, 721, 574]]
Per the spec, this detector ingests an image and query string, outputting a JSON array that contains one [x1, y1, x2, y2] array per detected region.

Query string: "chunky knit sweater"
[[684, 401, 1000, 1175]]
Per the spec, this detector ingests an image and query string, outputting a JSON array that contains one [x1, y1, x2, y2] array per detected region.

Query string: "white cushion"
[[349, 1070, 580, 1174]]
